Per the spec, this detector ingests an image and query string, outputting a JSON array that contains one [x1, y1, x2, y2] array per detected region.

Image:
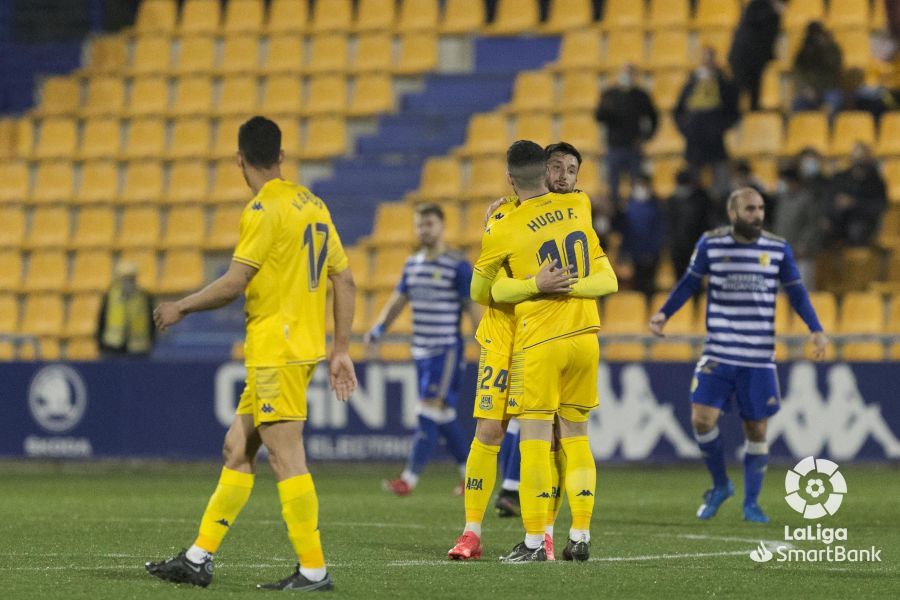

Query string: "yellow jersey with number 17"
[[474, 198, 518, 357], [233, 178, 349, 367], [474, 191, 603, 350]]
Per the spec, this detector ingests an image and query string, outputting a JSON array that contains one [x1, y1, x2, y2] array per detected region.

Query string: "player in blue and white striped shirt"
[[650, 188, 829, 523], [365, 203, 479, 496]]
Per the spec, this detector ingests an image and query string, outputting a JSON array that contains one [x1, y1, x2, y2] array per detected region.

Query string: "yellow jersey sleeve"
[[233, 202, 278, 269]]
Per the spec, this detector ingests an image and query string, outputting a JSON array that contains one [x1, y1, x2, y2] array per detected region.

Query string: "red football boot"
[[544, 533, 555, 561], [448, 531, 483, 560], [382, 478, 412, 496]]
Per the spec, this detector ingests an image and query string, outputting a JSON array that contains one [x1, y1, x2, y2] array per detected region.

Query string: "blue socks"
[[743, 441, 769, 506], [407, 415, 439, 475], [438, 418, 469, 465], [695, 426, 729, 488], [406, 409, 470, 477]]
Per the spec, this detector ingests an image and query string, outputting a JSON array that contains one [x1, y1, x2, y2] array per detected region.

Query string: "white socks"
[[524, 534, 544, 549], [185, 545, 212, 564], [570, 528, 590, 543], [300, 566, 327, 582], [463, 522, 482, 537], [400, 470, 419, 488]]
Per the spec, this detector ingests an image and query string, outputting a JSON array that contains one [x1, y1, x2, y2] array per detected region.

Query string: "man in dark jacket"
[[674, 47, 741, 199], [666, 169, 712, 279], [595, 63, 658, 205], [728, 0, 784, 110], [830, 142, 887, 246], [620, 172, 664, 298]]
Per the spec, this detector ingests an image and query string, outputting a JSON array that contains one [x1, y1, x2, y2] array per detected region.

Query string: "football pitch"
[[1, 460, 897, 599]]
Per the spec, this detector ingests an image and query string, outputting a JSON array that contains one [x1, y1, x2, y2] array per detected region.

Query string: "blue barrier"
[[2, 361, 898, 462]]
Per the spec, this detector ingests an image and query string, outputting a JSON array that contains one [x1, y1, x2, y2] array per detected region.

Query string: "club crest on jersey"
[[759, 252, 771, 267], [480, 395, 493, 410]]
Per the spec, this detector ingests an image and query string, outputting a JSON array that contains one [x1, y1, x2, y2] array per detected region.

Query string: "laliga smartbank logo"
[[749, 457, 882, 564]]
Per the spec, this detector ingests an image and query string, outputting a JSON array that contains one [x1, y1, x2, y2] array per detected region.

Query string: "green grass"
[[0, 460, 897, 599]]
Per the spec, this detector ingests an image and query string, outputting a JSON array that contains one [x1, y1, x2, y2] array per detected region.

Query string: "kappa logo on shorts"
[[479, 395, 493, 410], [507, 399, 518, 408], [260, 403, 275, 414]]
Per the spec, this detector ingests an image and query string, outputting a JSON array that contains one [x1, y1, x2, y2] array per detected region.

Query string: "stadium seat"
[[693, 0, 741, 31], [222, 0, 264, 34], [218, 34, 261, 76], [574, 157, 604, 198], [650, 69, 689, 111], [205, 203, 243, 249], [258, 75, 301, 116], [600, 291, 648, 361], [310, 0, 353, 33], [263, 35, 305, 75], [348, 74, 394, 117], [126, 76, 169, 117], [0, 161, 29, 204], [120, 249, 159, 291], [117, 206, 161, 249], [831, 111, 876, 156], [834, 29, 873, 70], [838, 246, 881, 292], [369, 246, 411, 290], [394, 33, 438, 76], [164, 160, 210, 204], [216, 75, 259, 117], [300, 116, 347, 160], [25, 206, 69, 249], [648, 30, 691, 71], [783, 0, 825, 31], [0, 250, 22, 292], [23, 250, 67, 292], [465, 156, 510, 199], [210, 116, 246, 159], [647, 0, 689, 30], [71, 206, 115, 249], [86, 35, 128, 75], [645, 114, 685, 157], [876, 112, 900, 157], [877, 207, 900, 250], [440, 0, 485, 34], [397, 0, 439, 33], [414, 156, 462, 202], [839, 290, 886, 360], [650, 291, 694, 361], [34, 77, 81, 117], [791, 291, 836, 336], [783, 111, 829, 156], [17, 336, 61, 360], [122, 117, 167, 160], [129, 35, 172, 76], [157, 249, 205, 294], [68, 250, 113, 293], [458, 113, 509, 157], [166, 117, 210, 160], [554, 30, 601, 73], [883, 158, 900, 203], [135, 0, 177, 34], [66, 337, 99, 360], [169, 76, 214, 117], [179, 0, 221, 34], [307, 33, 350, 74], [558, 112, 602, 157], [488, 0, 539, 35], [211, 159, 250, 203], [0, 118, 15, 160], [174, 35, 216, 75], [461, 204, 489, 244], [29, 162, 73, 205], [758, 67, 786, 111], [33, 117, 77, 160], [15, 118, 34, 158], [604, 30, 646, 70], [600, 0, 645, 31], [76, 161, 119, 205], [351, 33, 394, 74], [354, 0, 395, 32], [0, 207, 25, 248], [20, 294, 64, 338], [827, 0, 870, 31], [542, 0, 593, 34], [372, 202, 416, 245], [119, 162, 164, 204], [695, 29, 733, 64], [265, 0, 309, 34], [305, 75, 348, 116], [63, 293, 102, 338], [733, 112, 784, 158], [0, 292, 18, 333], [558, 72, 600, 113], [507, 71, 554, 115], [513, 114, 553, 148], [81, 76, 126, 117], [873, 0, 887, 31], [648, 157, 682, 198], [162, 206, 206, 248]]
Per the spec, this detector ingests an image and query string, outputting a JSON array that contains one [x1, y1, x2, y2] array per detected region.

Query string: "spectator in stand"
[[97, 262, 155, 358], [774, 164, 826, 289], [674, 47, 741, 200], [730, 160, 775, 227], [829, 142, 888, 246], [620, 173, 664, 298], [797, 147, 833, 196], [728, 0, 785, 110], [791, 21, 844, 116], [666, 169, 713, 280], [595, 63, 659, 205]]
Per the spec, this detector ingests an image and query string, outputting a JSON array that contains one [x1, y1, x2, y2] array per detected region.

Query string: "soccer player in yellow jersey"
[[146, 117, 357, 592], [472, 141, 617, 563]]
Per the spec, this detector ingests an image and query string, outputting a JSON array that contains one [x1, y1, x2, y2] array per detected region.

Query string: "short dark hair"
[[545, 141, 583, 166], [507, 140, 546, 188], [675, 169, 695, 186], [415, 202, 444, 221], [238, 116, 281, 168]]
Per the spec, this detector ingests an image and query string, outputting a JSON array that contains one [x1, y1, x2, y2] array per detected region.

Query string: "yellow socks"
[[195, 467, 254, 553], [549, 448, 567, 527], [464, 439, 501, 530], [278, 474, 325, 569], [560, 436, 596, 532], [519, 439, 552, 536]]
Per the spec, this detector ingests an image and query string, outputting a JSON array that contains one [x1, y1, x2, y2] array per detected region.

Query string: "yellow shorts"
[[507, 333, 599, 422], [236, 364, 317, 427], [472, 346, 512, 420]]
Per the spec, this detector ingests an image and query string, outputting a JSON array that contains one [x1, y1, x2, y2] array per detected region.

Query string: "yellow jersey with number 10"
[[233, 178, 349, 367], [474, 198, 518, 357], [474, 191, 603, 350]]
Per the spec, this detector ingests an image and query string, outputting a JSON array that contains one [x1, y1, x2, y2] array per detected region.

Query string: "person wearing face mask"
[[773, 164, 825, 289], [727, 0, 784, 110], [620, 173, 663, 298], [830, 142, 887, 246], [96, 261, 155, 357], [674, 47, 741, 200], [791, 21, 844, 116], [595, 63, 658, 206], [667, 169, 713, 280]]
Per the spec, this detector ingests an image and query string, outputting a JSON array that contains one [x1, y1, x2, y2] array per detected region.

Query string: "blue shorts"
[[415, 345, 465, 407], [690, 357, 781, 422]]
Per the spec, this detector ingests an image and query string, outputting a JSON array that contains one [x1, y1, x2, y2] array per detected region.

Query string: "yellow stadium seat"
[[542, 0, 593, 34], [23, 250, 67, 292], [513, 114, 553, 147], [169, 76, 214, 117], [466, 156, 510, 199], [16, 336, 61, 360], [35, 77, 80, 117], [20, 294, 64, 338], [174, 35, 216, 75], [695, 28, 733, 64], [76, 161, 118, 205], [81, 76, 125, 117], [394, 33, 438, 76], [135, 0, 177, 34], [218, 34, 261, 76], [301, 116, 347, 160], [0, 118, 16, 160], [648, 0, 689, 30], [759, 67, 786, 111], [783, 111, 829, 156], [601, 0, 646, 31], [839, 291, 884, 332], [71, 206, 115, 249], [600, 291, 648, 360], [838, 246, 881, 292], [210, 116, 245, 159], [86, 35, 128, 75], [0, 161, 29, 204], [63, 293, 102, 338], [605, 30, 646, 70], [488, 0, 539, 35], [0, 207, 25, 248], [263, 35, 305, 75], [306, 33, 350, 74], [222, 0, 264, 33], [369, 246, 411, 289], [216, 75, 259, 117], [693, 0, 741, 31], [440, 0, 485, 34], [651, 292, 694, 334], [783, 0, 825, 31], [66, 337, 100, 360], [827, 0, 870, 31], [883, 158, 900, 203], [29, 162, 74, 205], [206, 203, 243, 249], [649, 157, 682, 198], [558, 112, 603, 157], [116, 206, 161, 250], [210, 159, 250, 203], [25, 207, 69, 249], [33, 117, 77, 160], [348, 74, 394, 117], [310, 0, 353, 33], [77, 117, 120, 161], [164, 160, 210, 204], [122, 117, 166, 160], [16, 118, 34, 158], [167, 117, 211, 160], [351, 33, 393, 74], [179, 0, 221, 34], [0, 292, 18, 333], [129, 35, 172, 76], [119, 249, 158, 291], [876, 111, 900, 157], [372, 202, 415, 244], [559, 72, 600, 113], [649, 30, 690, 71], [554, 30, 601, 73], [508, 71, 554, 114], [278, 119, 303, 157], [733, 112, 784, 158], [650, 69, 689, 111], [126, 76, 169, 117], [834, 29, 873, 70], [414, 156, 461, 202], [68, 250, 112, 293], [119, 162, 164, 204], [872, 0, 886, 31], [791, 291, 836, 335], [157, 249, 205, 294], [397, 0, 439, 33], [0, 250, 22, 292], [645, 114, 684, 157], [877, 207, 900, 249], [354, 0, 395, 32], [162, 206, 206, 248], [266, 0, 309, 34], [305, 75, 347, 116], [461, 203, 489, 244], [830, 111, 875, 156], [458, 113, 508, 157], [750, 157, 778, 189]]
